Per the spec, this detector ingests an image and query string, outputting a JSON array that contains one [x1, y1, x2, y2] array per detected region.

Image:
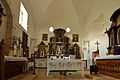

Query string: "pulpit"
[[105, 8, 120, 55], [96, 8, 120, 79]]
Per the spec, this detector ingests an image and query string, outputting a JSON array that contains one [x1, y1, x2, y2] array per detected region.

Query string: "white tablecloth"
[[4, 56, 28, 62]]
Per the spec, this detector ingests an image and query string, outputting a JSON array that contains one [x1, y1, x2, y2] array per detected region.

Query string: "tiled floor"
[[8, 69, 118, 80]]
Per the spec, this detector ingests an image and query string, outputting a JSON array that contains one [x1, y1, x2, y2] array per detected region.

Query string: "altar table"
[[47, 59, 84, 76], [4, 56, 28, 79]]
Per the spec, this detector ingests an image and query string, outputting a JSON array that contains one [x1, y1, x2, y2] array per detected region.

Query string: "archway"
[[1, 0, 13, 55]]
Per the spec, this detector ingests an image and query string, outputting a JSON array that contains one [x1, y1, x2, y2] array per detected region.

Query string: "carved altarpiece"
[[37, 41, 48, 58], [48, 28, 70, 56]]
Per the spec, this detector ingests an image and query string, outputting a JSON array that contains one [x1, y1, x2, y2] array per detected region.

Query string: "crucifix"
[[95, 41, 100, 51]]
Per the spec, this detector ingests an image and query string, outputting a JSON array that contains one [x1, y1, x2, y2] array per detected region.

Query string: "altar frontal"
[[47, 59, 84, 76]]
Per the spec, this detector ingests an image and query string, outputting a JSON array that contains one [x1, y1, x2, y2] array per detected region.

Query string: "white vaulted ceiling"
[[28, 0, 94, 34]]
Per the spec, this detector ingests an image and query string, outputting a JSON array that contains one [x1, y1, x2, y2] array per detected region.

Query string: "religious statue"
[[13, 37, 17, 56], [8, 37, 22, 57], [0, 4, 6, 26]]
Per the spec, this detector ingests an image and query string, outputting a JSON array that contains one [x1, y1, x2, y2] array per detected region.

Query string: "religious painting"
[[72, 34, 79, 42], [42, 34, 48, 41]]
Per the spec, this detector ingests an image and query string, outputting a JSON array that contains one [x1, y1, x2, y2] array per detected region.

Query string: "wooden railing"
[[96, 59, 120, 79]]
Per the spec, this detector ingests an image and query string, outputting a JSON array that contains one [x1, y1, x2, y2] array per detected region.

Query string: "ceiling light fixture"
[[49, 26, 54, 32], [66, 27, 70, 32]]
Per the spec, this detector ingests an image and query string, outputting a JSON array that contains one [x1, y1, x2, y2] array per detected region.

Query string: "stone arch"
[[1, 0, 13, 55]]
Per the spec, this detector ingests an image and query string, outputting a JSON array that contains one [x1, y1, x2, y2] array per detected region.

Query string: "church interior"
[[0, 0, 120, 80]]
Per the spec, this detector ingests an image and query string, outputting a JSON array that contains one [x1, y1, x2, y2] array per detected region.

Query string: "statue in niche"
[[56, 44, 65, 56], [8, 37, 22, 57], [69, 46, 74, 55], [73, 43, 81, 59], [38, 41, 48, 57]]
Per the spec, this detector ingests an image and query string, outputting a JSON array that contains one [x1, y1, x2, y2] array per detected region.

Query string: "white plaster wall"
[[81, 0, 120, 66]]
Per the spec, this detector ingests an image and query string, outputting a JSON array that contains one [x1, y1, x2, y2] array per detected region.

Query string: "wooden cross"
[[95, 41, 100, 51]]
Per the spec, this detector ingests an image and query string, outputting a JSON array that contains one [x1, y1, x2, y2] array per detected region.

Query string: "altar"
[[47, 59, 84, 76], [43, 28, 83, 76], [95, 55, 120, 79], [4, 56, 28, 79]]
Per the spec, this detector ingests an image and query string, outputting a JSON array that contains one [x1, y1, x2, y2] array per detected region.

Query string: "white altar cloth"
[[35, 58, 47, 67], [4, 56, 28, 62], [47, 59, 84, 76], [95, 55, 120, 60]]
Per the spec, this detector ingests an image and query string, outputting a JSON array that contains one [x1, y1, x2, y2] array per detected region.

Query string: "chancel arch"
[[1, 0, 13, 55]]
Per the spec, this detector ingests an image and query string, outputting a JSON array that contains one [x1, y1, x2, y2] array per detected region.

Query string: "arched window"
[[19, 2, 28, 31]]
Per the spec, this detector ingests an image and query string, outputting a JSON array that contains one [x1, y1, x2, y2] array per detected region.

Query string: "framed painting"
[[42, 34, 48, 41], [72, 34, 79, 42]]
